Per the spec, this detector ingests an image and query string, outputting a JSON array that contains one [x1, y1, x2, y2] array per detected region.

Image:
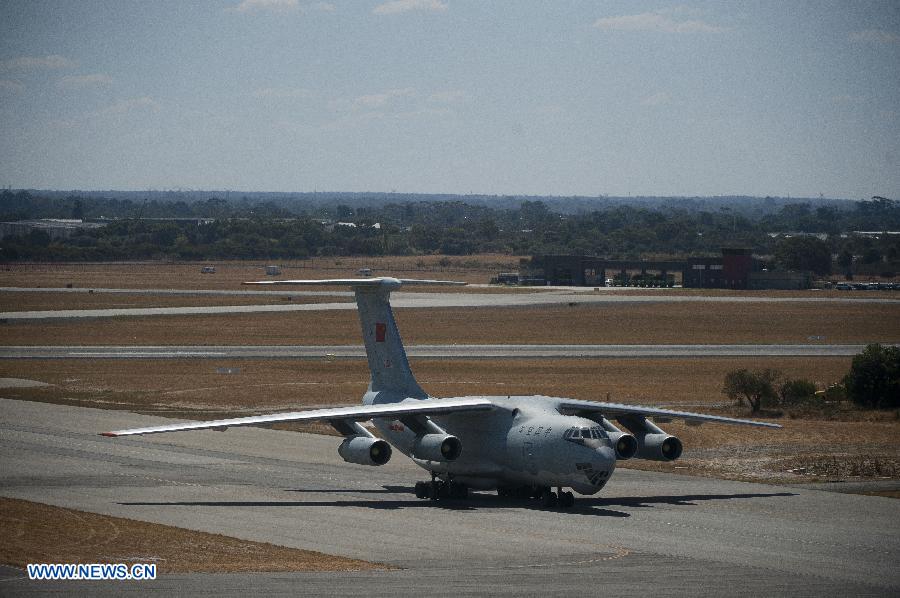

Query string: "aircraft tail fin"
[[244, 277, 465, 400]]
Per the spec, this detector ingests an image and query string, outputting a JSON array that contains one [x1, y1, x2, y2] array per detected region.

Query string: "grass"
[[0, 291, 350, 312], [2, 301, 898, 346], [0, 497, 388, 573], [0, 357, 854, 413], [0, 255, 522, 289]]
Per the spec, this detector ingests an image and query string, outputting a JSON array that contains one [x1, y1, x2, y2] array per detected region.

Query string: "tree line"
[[1, 190, 898, 276]]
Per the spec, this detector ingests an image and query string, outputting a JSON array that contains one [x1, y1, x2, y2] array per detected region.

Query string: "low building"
[[748, 271, 812, 290], [530, 248, 806, 289], [0, 219, 106, 240], [531, 255, 685, 287], [684, 248, 753, 289]]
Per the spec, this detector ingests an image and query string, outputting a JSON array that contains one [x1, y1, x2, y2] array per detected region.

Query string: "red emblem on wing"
[[388, 422, 405, 432], [375, 322, 386, 342]]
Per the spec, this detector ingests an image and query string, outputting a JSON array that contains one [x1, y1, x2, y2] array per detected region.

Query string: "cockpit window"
[[564, 425, 609, 444], [592, 426, 609, 439]]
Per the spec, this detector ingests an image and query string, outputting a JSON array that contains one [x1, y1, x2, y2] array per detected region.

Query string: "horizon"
[[3, 188, 868, 204]]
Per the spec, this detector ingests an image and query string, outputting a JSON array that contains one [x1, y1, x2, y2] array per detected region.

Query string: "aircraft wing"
[[557, 398, 782, 428], [100, 397, 495, 437]]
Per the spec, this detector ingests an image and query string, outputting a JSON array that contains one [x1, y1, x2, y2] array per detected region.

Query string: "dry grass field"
[[0, 497, 386, 573], [0, 356, 853, 413], [1, 260, 898, 487], [0, 291, 350, 312], [2, 300, 898, 346], [1, 255, 521, 289]]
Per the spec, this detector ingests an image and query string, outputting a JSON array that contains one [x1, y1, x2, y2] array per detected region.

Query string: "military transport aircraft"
[[102, 277, 780, 509]]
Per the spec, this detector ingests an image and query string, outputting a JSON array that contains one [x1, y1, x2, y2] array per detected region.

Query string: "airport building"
[[0, 219, 107, 240], [529, 248, 812, 290]]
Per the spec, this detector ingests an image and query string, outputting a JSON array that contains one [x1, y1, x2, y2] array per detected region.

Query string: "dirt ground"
[[2, 301, 899, 346], [0, 357, 854, 413], [0, 291, 351, 312], [0, 497, 387, 573], [0, 255, 521, 288]]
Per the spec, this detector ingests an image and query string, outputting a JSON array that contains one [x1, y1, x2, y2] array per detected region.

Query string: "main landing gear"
[[414, 473, 469, 501], [498, 485, 575, 509]]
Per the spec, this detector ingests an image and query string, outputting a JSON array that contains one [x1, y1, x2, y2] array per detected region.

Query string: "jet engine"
[[411, 433, 462, 462], [635, 433, 683, 461], [595, 418, 638, 460], [338, 436, 392, 466], [610, 432, 639, 460], [616, 416, 683, 462]]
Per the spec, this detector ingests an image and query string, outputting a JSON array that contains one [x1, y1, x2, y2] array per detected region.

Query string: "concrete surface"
[[1, 398, 898, 596]]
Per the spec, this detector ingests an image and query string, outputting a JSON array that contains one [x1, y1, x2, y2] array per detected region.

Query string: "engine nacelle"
[[636, 433, 683, 461], [609, 432, 639, 460], [338, 436, 392, 466], [594, 417, 639, 460], [616, 416, 683, 462], [411, 433, 462, 462]]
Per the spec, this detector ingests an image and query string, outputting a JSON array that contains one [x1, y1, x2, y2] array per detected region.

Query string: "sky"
[[1, 1, 898, 199]]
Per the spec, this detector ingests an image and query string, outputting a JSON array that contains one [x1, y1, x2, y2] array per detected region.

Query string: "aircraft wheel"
[[540, 488, 558, 508], [414, 481, 428, 499], [559, 491, 575, 509], [427, 481, 442, 500], [448, 483, 468, 499]]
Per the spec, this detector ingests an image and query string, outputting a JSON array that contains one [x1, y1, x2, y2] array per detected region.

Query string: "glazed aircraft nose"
[[572, 444, 617, 491]]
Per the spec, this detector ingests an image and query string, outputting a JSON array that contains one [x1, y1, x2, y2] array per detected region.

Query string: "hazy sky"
[[1, 1, 898, 198]]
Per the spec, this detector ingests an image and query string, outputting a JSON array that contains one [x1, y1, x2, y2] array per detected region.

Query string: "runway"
[[0, 344, 878, 360], [2, 286, 898, 321], [1, 398, 897, 596]]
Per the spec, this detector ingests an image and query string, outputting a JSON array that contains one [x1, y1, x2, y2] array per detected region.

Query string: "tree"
[[843, 344, 900, 409], [774, 236, 832, 275], [778, 378, 817, 406], [722, 368, 781, 413]]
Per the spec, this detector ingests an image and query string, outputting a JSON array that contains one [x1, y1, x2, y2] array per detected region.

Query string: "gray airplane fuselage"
[[368, 392, 617, 495]]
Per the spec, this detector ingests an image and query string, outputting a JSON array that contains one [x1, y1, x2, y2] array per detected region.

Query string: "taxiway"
[[1, 398, 897, 596]]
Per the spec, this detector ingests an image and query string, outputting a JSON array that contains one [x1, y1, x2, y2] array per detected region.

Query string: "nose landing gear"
[[558, 488, 575, 509], [539, 487, 575, 509]]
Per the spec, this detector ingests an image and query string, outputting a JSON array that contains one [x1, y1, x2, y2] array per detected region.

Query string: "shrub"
[[722, 368, 781, 413], [843, 344, 900, 409], [779, 378, 818, 406]]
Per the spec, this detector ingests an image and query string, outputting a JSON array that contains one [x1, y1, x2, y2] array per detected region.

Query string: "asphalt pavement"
[[1, 398, 897, 596]]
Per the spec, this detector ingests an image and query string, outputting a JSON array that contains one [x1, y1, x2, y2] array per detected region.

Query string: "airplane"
[[102, 277, 780, 509]]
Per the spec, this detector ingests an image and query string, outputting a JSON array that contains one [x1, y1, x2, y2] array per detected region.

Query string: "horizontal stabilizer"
[[243, 277, 466, 288]]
